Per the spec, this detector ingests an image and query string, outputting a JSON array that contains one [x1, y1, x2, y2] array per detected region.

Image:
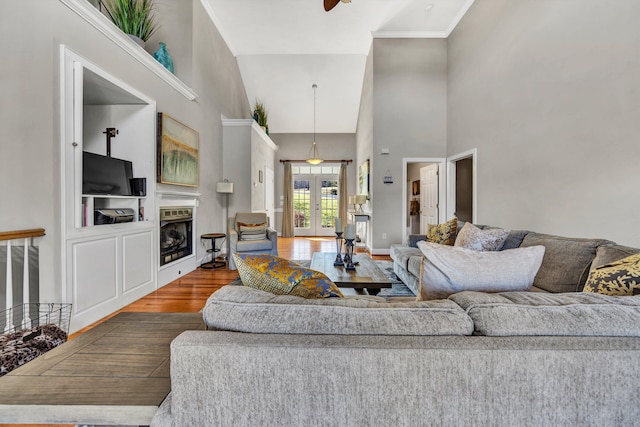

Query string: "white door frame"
[[293, 174, 339, 236], [446, 148, 478, 223], [402, 157, 446, 245]]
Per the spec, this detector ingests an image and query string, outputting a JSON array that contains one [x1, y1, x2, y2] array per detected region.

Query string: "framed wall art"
[[358, 159, 370, 196], [157, 113, 199, 187]]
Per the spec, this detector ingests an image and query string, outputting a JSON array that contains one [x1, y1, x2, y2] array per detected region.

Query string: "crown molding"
[[59, 0, 198, 101], [372, 31, 448, 39], [445, 0, 475, 37]]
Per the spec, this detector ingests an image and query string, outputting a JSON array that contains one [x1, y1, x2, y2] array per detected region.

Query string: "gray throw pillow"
[[416, 241, 545, 300]]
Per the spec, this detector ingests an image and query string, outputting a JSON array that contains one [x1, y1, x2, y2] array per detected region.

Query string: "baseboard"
[[370, 247, 390, 256]]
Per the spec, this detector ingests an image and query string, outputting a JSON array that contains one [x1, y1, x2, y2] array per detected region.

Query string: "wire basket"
[[1, 303, 72, 335]]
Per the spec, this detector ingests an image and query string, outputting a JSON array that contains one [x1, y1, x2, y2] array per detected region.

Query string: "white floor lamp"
[[216, 179, 234, 263]]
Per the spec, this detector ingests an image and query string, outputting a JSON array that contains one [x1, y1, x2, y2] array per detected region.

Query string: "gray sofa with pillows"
[[391, 223, 638, 295], [151, 225, 640, 427]]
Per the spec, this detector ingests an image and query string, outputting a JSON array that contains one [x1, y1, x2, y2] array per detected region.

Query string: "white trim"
[[446, 148, 478, 223], [251, 122, 279, 151], [221, 118, 254, 127], [370, 248, 390, 256], [199, 0, 237, 55], [220, 117, 279, 152], [402, 157, 447, 245], [58, 0, 198, 101], [372, 31, 448, 39], [445, 0, 476, 37], [156, 191, 202, 200], [372, 0, 474, 39]]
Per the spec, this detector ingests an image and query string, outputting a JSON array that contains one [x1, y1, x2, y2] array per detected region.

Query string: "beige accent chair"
[[228, 212, 278, 270]]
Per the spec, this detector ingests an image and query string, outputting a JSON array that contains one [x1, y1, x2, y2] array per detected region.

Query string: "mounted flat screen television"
[[82, 151, 133, 196]]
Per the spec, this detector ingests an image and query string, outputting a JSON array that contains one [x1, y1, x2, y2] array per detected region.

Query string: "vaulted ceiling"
[[203, 0, 474, 133]]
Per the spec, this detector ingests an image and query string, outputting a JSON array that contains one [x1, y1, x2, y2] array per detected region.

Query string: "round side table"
[[200, 233, 226, 269]]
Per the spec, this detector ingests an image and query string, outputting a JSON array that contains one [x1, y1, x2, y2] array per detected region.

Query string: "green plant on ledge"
[[100, 0, 158, 43], [253, 100, 268, 128]]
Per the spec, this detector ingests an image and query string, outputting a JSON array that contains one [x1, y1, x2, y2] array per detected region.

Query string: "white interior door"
[[293, 175, 338, 236], [420, 164, 439, 234], [264, 166, 274, 228]]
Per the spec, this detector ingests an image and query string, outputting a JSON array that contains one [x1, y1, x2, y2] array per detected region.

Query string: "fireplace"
[[159, 206, 193, 266]]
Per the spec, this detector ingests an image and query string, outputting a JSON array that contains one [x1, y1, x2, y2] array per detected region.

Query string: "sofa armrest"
[[266, 227, 277, 243], [409, 234, 427, 248], [229, 228, 239, 248]]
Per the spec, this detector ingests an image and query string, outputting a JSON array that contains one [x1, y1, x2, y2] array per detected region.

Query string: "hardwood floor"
[[4, 237, 388, 427], [70, 237, 341, 334]]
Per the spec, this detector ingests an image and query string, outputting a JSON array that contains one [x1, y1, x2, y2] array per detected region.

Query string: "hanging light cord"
[[312, 83, 317, 143]]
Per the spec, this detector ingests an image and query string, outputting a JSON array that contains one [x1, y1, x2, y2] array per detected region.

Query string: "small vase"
[[153, 42, 174, 74], [128, 34, 145, 48]]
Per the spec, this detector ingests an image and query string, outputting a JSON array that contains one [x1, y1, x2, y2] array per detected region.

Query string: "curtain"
[[339, 162, 348, 226], [282, 162, 294, 237]]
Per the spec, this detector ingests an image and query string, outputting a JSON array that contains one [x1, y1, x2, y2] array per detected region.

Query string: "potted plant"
[[253, 101, 268, 133], [100, 0, 158, 48]]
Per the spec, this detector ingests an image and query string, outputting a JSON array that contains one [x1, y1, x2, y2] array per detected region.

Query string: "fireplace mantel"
[[156, 191, 202, 201]]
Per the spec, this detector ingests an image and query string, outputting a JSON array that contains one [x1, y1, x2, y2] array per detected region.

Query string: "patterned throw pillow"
[[233, 254, 343, 298], [583, 253, 640, 296], [454, 222, 509, 251], [238, 222, 267, 241], [426, 217, 458, 246]]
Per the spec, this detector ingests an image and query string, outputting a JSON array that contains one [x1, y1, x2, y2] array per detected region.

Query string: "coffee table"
[[310, 252, 392, 295], [0, 312, 204, 426]]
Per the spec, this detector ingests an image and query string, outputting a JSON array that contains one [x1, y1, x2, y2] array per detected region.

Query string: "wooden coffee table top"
[[0, 312, 204, 426], [310, 252, 392, 292]]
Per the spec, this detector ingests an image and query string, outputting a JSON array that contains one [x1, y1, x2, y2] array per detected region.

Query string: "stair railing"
[[0, 228, 45, 332]]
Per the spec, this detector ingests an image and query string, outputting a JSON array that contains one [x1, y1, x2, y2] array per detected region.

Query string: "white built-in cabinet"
[[61, 46, 157, 331]]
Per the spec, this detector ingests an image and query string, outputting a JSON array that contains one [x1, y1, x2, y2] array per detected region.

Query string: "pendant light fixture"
[[306, 83, 323, 165]]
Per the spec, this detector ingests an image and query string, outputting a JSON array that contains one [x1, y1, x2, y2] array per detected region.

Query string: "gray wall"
[[448, 0, 640, 247], [370, 38, 448, 252], [270, 133, 357, 234], [356, 45, 374, 170], [1, 0, 249, 300]]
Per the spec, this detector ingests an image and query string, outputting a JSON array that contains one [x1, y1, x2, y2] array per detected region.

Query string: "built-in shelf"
[[59, 0, 198, 101]]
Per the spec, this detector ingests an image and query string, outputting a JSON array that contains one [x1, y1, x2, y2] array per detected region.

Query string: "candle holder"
[[344, 238, 356, 270], [334, 232, 344, 266]]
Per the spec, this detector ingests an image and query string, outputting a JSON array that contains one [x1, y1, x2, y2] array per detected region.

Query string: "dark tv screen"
[[82, 151, 133, 196]]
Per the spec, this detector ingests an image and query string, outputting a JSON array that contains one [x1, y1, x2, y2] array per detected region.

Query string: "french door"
[[293, 174, 339, 236]]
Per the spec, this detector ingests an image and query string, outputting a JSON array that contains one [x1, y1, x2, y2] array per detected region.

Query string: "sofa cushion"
[[454, 223, 509, 251], [390, 244, 421, 270], [426, 217, 458, 246], [591, 244, 640, 270], [520, 232, 614, 293], [583, 254, 640, 296], [203, 285, 474, 336], [407, 255, 422, 278], [233, 254, 343, 298], [450, 291, 640, 336], [236, 239, 273, 252], [416, 241, 545, 300]]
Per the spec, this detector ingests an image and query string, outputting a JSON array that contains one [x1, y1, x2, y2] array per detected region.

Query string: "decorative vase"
[[153, 42, 174, 74], [128, 34, 145, 48]]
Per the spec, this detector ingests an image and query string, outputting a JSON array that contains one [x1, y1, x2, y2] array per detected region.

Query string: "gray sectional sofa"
[[391, 224, 638, 295], [151, 227, 640, 427]]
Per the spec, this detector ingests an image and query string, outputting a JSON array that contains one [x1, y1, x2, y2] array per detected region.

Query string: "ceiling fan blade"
[[324, 0, 340, 11]]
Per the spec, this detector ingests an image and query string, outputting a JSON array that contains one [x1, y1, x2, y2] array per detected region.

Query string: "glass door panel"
[[293, 175, 338, 236]]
